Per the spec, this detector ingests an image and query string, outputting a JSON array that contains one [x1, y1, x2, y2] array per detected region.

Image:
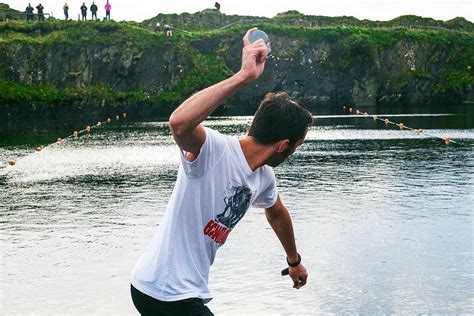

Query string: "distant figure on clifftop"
[[25, 3, 34, 21], [104, 0, 111, 21], [36, 3, 44, 21], [164, 24, 172, 37], [214, 2, 221, 12], [80, 2, 87, 20], [63, 3, 69, 20], [90, 2, 98, 20]]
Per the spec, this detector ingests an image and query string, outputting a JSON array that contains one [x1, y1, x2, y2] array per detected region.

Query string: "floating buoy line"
[[3, 107, 462, 168], [4, 112, 127, 168], [344, 106, 460, 145]]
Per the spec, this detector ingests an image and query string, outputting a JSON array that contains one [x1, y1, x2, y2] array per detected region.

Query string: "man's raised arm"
[[168, 28, 268, 159]]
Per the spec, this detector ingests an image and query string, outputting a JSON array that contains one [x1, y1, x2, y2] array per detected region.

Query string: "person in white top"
[[131, 27, 311, 315]]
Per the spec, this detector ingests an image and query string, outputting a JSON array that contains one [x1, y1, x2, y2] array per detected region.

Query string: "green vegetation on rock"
[[0, 9, 473, 122], [0, 20, 172, 47]]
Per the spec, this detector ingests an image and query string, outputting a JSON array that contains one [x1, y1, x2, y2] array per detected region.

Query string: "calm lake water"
[[1, 112, 473, 315]]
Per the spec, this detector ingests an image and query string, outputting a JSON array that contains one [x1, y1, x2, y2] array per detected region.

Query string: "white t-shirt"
[[131, 127, 278, 303]]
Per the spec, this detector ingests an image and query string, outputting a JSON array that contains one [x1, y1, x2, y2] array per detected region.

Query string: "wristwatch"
[[286, 253, 301, 267]]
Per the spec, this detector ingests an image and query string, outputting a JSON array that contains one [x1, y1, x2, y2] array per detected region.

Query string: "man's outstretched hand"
[[239, 28, 268, 82], [289, 264, 308, 289]]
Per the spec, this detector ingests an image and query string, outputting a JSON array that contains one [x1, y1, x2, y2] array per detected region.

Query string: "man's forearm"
[[169, 71, 250, 135], [266, 198, 308, 288], [265, 206, 299, 263]]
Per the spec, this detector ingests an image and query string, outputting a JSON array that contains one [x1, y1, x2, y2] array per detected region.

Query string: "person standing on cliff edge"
[[63, 3, 69, 20], [36, 3, 44, 21], [164, 24, 172, 37], [90, 2, 98, 20], [131, 28, 310, 315], [25, 3, 34, 21], [80, 2, 87, 20], [104, 0, 111, 21]]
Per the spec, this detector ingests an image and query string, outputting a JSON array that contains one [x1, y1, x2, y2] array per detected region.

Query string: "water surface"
[[1, 113, 473, 314]]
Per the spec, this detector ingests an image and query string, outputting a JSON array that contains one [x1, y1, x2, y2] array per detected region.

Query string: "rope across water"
[[345, 106, 459, 145], [5, 112, 127, 167]]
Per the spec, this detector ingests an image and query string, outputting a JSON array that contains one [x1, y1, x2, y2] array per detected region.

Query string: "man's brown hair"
[[248, 92, 313, 148]]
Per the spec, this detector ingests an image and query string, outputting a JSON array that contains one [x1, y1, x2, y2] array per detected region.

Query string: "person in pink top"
[[104, 0, 111, 20]]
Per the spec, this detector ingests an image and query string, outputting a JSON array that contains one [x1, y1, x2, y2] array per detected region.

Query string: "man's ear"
[[275, 139, 290, 153]]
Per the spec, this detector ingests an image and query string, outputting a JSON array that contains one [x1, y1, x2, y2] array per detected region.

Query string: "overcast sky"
[[6, 0, 473, 22]]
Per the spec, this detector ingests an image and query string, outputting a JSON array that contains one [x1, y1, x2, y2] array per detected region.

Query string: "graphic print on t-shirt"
[[216, 184, 252, 229], [203, 181, 254, 245]]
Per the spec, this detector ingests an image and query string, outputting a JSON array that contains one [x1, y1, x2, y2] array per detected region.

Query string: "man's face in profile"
[[266, 130, 307, 168]]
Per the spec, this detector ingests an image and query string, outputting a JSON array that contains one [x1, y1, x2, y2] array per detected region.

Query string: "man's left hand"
[[289, 264, 308, 289]]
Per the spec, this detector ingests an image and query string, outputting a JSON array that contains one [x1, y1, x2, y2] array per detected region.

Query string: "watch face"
[[249, 30, 269, 44]]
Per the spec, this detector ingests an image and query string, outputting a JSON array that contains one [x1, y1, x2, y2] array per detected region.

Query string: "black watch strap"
[[286, 253, 301, 267]]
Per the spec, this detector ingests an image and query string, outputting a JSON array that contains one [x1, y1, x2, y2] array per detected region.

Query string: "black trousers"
[[131, 284, 214, 316]]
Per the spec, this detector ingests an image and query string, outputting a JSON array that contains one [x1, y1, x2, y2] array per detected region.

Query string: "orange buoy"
[[444, 136, 450, 145], [115, 115, 120, 121], [107, 118, 112, 123], [8, 159, 16, 166], [356, 109, 360, 115], [384, 119, 389, 125], [36, 147, 42, 152], [418, 128, 424, 134], [349, 107, 353, 113], [96, 122, 102, 127], [123, 112, 127, 119], [57, 137, 62, 143], [399, 123, 404, 130], [86, 126, 91, 133], [73, 131, 79, 138]]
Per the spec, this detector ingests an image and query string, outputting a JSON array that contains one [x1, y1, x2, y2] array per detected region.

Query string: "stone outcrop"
[[0, 12, 473, 125]]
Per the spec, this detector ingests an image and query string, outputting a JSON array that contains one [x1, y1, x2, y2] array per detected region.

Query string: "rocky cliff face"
[[226, 36, 474, 112], [3, 42, 191, 92], [0, 19, 473, 124], [212, 34, 474, 113]]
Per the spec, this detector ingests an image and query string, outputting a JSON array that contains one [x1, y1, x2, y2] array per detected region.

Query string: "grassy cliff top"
[[1, 2, 473, 32], [142, 9, 474, 32], [0, 20, 170, 47], [1, 18, 473, 50]]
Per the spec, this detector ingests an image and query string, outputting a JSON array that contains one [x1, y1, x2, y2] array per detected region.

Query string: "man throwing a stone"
[[131, 28, 311, 315]]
